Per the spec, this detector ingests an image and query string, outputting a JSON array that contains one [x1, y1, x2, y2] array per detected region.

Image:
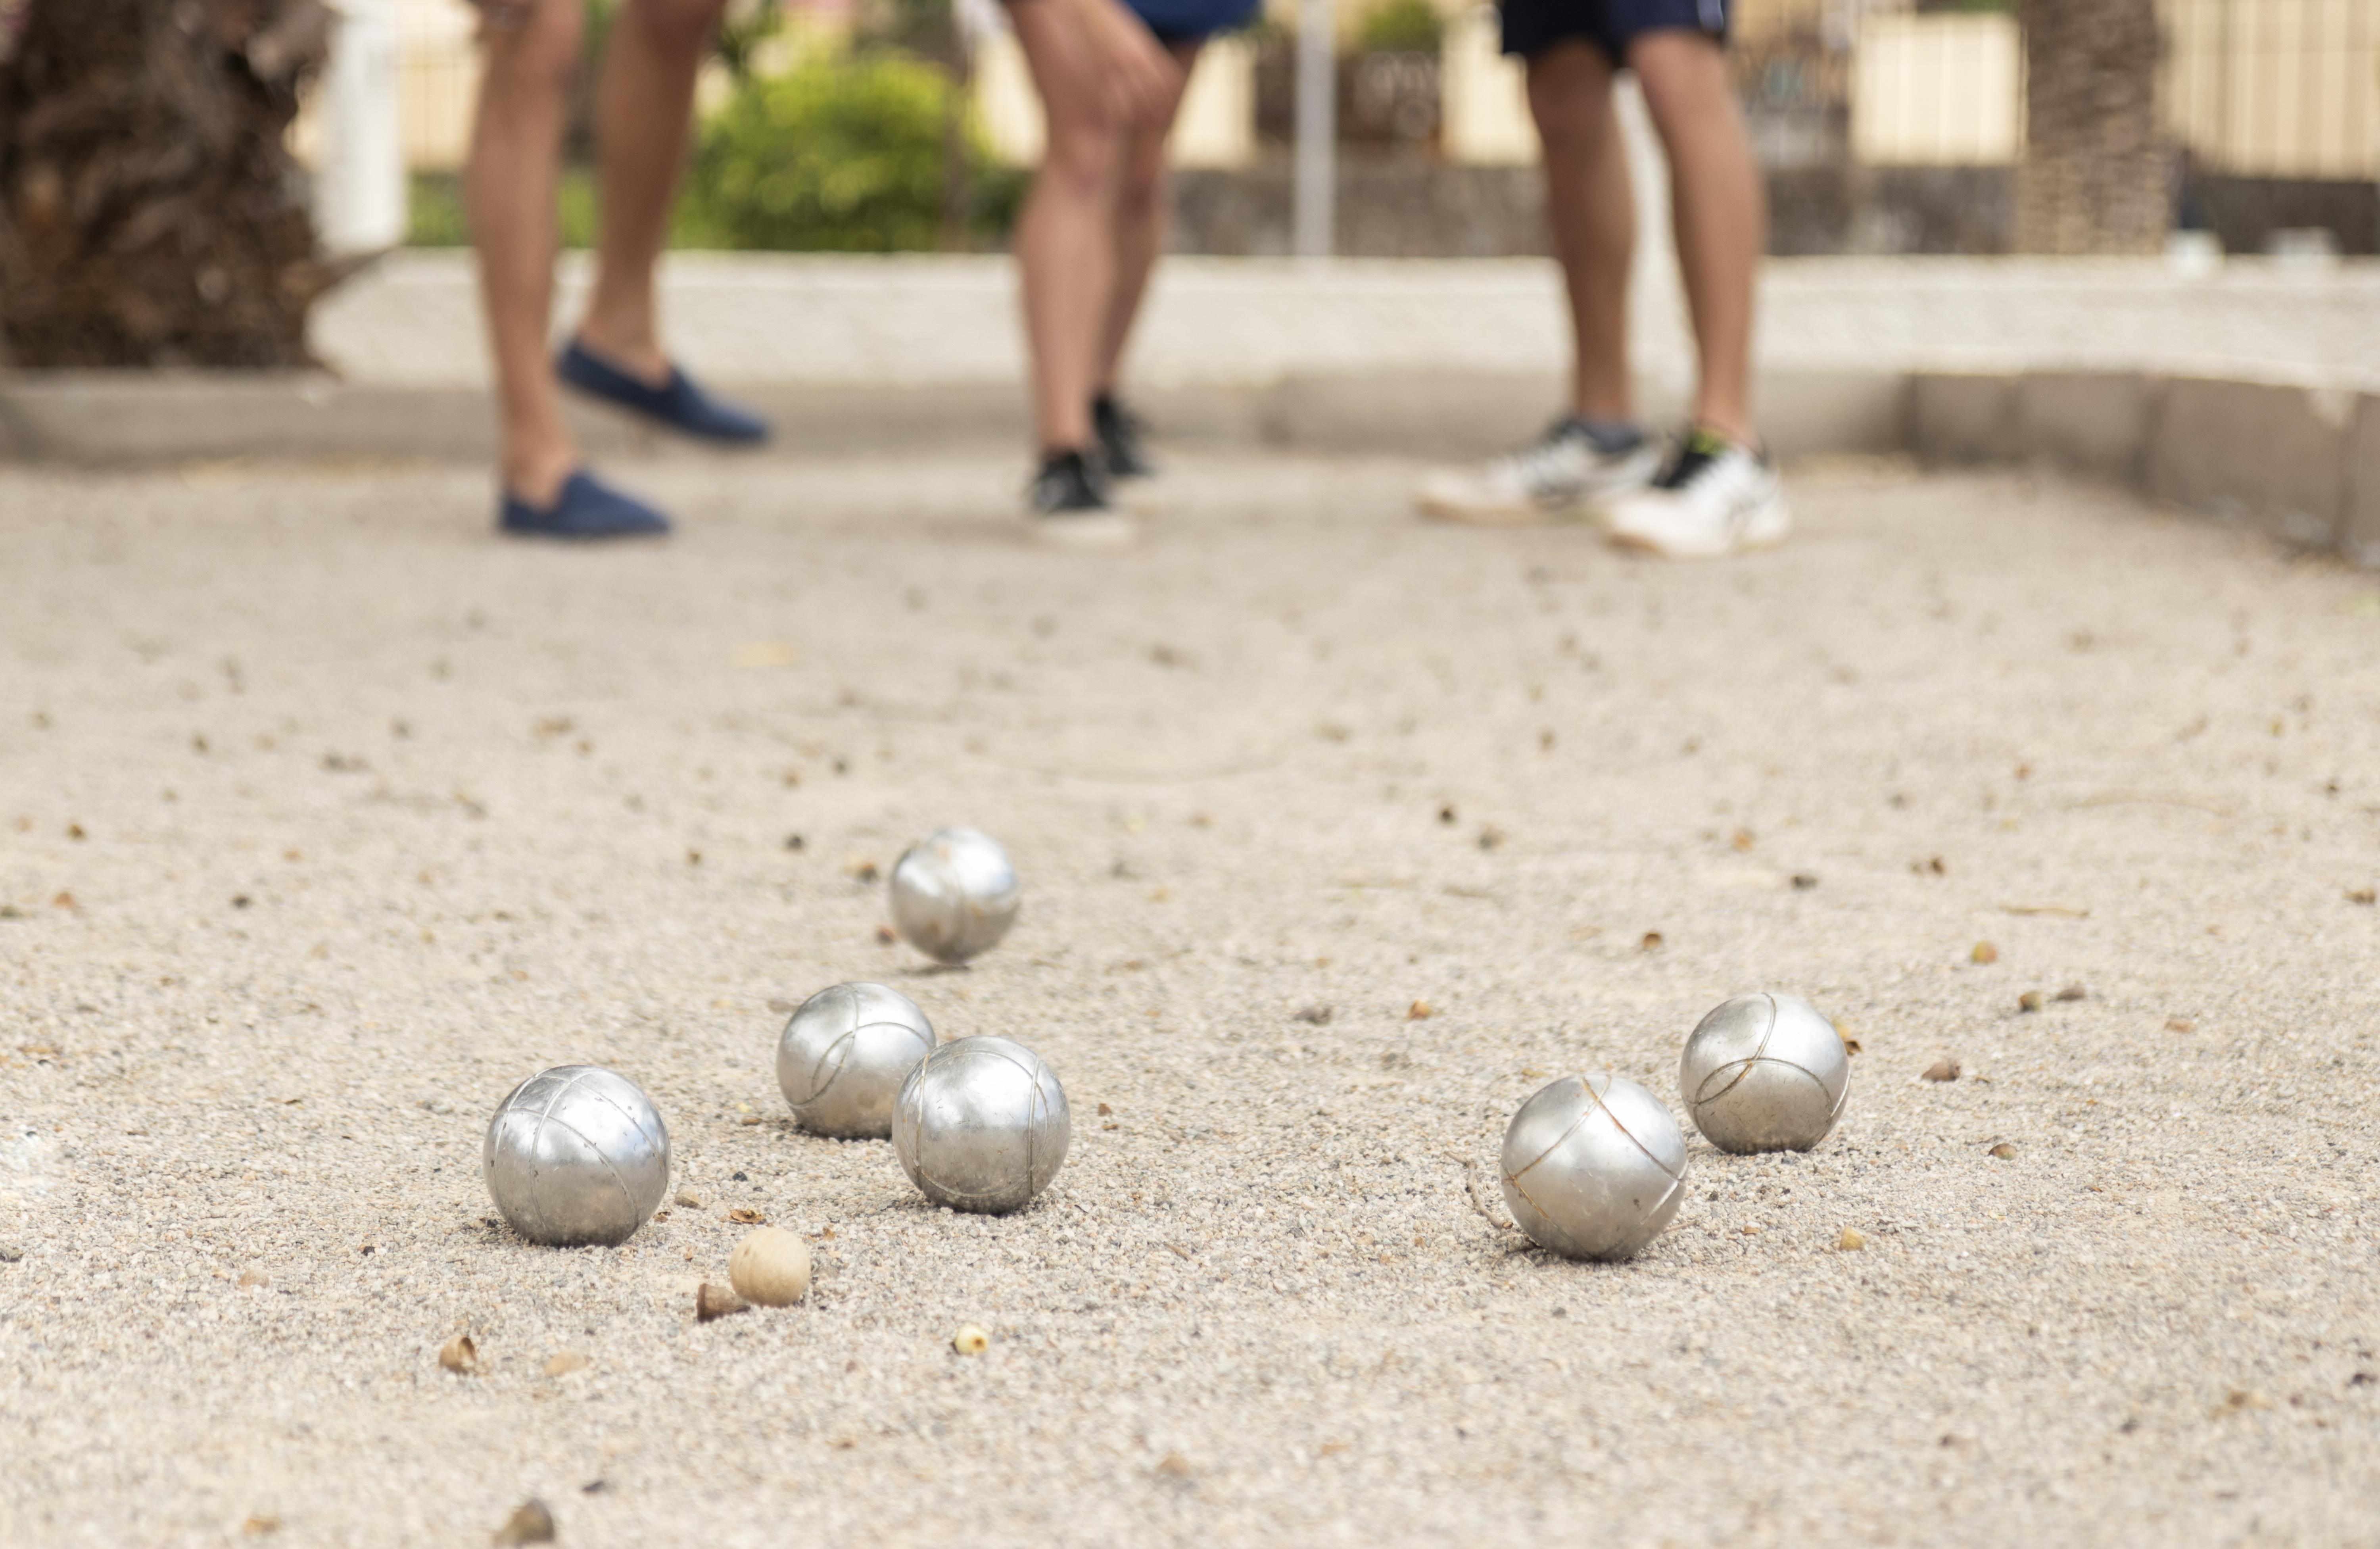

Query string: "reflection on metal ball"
[[889, 827, 1019, 965], [1677, 990, 1850, 1153], [1499, 1070, 1688, 1262], [892, 1035, 1069, 1214], [483, 1065, 670, 1246], [776, 981, 936, 1138]]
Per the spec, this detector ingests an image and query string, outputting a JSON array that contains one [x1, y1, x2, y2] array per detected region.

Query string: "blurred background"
[[320, 0, 2378, 258], [0, 0, 2375, 367]]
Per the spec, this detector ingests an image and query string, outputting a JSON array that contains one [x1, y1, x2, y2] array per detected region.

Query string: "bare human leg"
[[1627, 29, 1765, 446], [1525, 40, 1633, 427], [575, 0, 728, 385], [1092, 39, 1199, 400], [1010, 0, 1127, 453], [465, 0, 585, 505]]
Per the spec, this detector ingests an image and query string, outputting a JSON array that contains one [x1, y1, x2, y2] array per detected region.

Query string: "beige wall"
[[1852, 12, 2023, 167], [2164, 0, 2380, 178], [392, 0, 480, 173], [1440, 4, 1533, 163], [347, 0, 2380, 184]]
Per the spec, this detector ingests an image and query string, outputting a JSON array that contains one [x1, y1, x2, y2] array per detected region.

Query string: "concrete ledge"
[[1912, 367, 2379, 563], [0, 389, 29, 461], [2146, 376, 2352, 550], [1253, 371, 1567, 455], [0, 373, 1045, 465], [0, 366, 1917, 467], [1911, 374, 2019, 465], [2017, 371, 2161, 484], [1760, 370, 1911, 458], [2346, 395, 2380, 567], [6, 362, 2378, 568], [1916, 371, 2161, 480]]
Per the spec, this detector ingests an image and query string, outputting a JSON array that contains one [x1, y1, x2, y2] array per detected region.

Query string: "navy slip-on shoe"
[[557, 338, 772, 444], [499, 469, 672, 540]]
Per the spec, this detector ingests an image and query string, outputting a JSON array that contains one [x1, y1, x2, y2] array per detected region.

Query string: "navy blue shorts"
[[1132, 0, 1259, 43], [1501, 0, 1729, 61], [1002, 0, 1255, 45]]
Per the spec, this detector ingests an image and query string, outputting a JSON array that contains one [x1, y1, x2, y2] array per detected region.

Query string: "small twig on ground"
[[1454, 1153, 1516, 1233]]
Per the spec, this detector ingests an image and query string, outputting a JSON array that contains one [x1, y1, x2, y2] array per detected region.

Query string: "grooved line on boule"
[[1696, 994, 1778, 1107], [802, 1030, 858, 1101], [516, 1110, 635, 1226], [1582, 1072, 1685, 1182], [1505, 1085, 1599, 1191]]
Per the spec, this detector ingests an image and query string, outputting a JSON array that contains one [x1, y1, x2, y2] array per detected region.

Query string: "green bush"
[[685, 50, 1021, 252], [407, 169, 724, 250], [1355, 0, 1443, 54]]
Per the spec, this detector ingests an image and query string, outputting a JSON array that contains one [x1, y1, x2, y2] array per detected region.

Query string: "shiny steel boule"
[[888, 827, 1020, 965], [892, 1035, 1069, 1213], [1677, 990, 1850, 1153], [775, 981, 936, 1138], [482, 1065, 670, 1246], [1499, 1070, 1688, 1262]]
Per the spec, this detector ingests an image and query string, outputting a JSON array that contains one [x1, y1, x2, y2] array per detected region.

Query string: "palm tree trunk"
[[0, 0, 334, 367], [2015, 0, 2167, 255]]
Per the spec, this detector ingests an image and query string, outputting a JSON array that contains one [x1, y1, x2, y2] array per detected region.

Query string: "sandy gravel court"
[[3, 452, 2378, 1545]]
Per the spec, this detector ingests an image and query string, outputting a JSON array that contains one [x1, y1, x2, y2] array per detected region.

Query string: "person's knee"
[[482, 0, 584, 96], [1525, 45, 1614, 153], [1116, 145, 1168, 216], [1040, 121, 1117, 200], [1627, 31, 1731, 128]]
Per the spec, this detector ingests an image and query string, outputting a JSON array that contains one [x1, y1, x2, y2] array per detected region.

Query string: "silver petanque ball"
[[1678, 990, 1850, 1153], [888, 827, 1020, 965], [775, 981, 937, 1138], [892, 1035, 1069, 1213], [1499, 1070, 1689, 1262], [482, 1065, 670, 1247]]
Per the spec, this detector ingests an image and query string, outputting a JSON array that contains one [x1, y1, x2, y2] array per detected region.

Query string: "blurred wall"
[[2165, 0, 2380, 179], [292, 0, 2380, 256], [1852, 12, 2022, 166]]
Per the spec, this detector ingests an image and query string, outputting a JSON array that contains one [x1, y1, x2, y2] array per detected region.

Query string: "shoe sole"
[[1418, 450, 1660, 528], [1606, 501, 1792, 559], [1027, 512, 1139, 552], [1113, 482, 1167, 517], [498, 523, 672, 542]]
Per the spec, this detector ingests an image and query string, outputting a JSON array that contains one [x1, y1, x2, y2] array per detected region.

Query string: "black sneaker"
[[1092, 393, 1157, 480], [1026, 449, 1136, 550]]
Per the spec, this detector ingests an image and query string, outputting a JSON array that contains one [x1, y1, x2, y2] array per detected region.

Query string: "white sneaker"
[[1416, 418, 1661, 526], [1603, 430, 1790, 558]]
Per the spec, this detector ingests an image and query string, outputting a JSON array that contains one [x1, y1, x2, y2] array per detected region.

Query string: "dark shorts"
[[1000, 0, 1254, 44], [1500, 0, 1729, 61], [1127, 0, 1260, 44]]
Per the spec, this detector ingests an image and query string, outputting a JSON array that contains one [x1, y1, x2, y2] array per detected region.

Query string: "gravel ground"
[[3, 453, 2378, 1547]]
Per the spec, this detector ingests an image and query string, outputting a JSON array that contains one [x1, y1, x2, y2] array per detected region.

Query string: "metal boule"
[[1677, 990, 1850, 1153], [1499, 1070, 1688, 1262], [888, 827, 1020, 965], [482, 1065, 670, 1247], [775, 981, 935, 1138], [892, 1035, 1069, 1214]]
